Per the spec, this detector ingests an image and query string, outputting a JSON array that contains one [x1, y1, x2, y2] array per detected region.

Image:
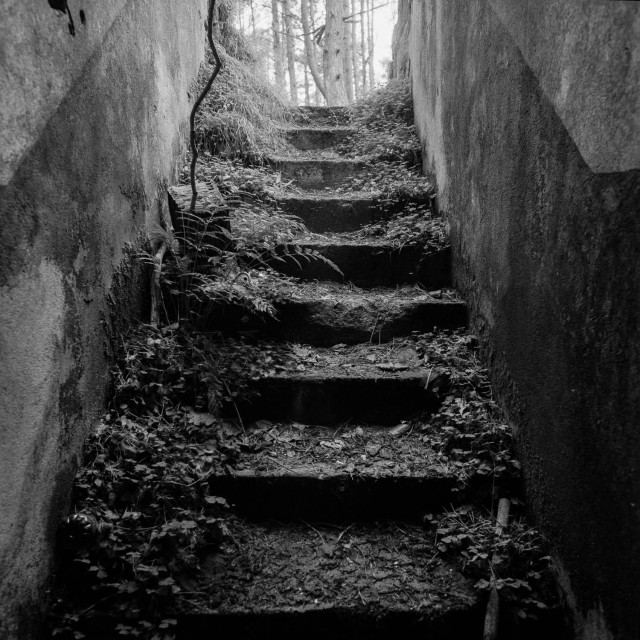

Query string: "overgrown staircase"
[[181, 107, 484, 637], [54, 106, 567, 639]]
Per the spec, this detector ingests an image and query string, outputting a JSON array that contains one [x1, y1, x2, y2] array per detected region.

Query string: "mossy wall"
[[395, 2, 640, 638], [0, 1, 207, 636]]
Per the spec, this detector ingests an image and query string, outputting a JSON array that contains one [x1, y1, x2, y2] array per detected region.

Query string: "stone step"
[[277, 193, 383, 232], [236, 372, 442, 425], [276, 193, 432, 233], [210, 422, 458, 520], [275, 239, 451, 288], [174, 521, 482, 639], [292, 105, 351, 126], [237, 284, 467, 346], [283, 126, 355, 151], [228, 336, 453, 425], [268, 157, 368, 189]]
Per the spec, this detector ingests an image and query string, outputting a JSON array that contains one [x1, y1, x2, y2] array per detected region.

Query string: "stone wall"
[[397, 1, 640, 638], [390, 0, 411, 79], [0, 1, 207, 636]]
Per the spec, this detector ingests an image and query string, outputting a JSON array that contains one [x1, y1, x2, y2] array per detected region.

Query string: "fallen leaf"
[[188, 411, 217, 426], [320, 440, 344, 451], [389, 423, 411, 437]]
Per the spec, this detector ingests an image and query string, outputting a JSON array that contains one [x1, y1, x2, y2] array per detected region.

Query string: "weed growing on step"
[[324, 78, 444, 254], [354, 202, 449, 251], [49, 329, 230, 637], [335, 159, 433, 198], [339, 79, 419, 162], [403, 329, 522, 493], [413, 332, 562, 623], [49, 323, 296, 637], [192, 155, 286, 201], [149, 156, 339, 329], [426, 505, 558, 623], [335, 79, 433, 203], [50, 412, 227, 638], [195, 46, 293, 162]]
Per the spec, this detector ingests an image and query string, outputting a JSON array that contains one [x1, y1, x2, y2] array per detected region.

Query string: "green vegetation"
[[195, 47, 292, 162], [50, 25, 560, 639], [341, 78, 417, 162], [432, 505, 555, 622]]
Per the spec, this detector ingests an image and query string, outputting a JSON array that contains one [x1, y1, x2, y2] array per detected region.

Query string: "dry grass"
[[195, 45, 293, 162]]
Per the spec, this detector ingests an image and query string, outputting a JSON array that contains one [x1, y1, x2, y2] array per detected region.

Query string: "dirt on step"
[[213, 328, 476, 382], [226, 422, 449, 479], [193, 520, 478, 615]]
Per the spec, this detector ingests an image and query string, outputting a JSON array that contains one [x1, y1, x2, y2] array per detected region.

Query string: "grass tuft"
[[339, 79, 419, 162], [195, 46, 291, 162]]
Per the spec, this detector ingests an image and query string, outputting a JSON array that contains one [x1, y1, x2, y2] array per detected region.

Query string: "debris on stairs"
[[50, 101, 570, 640]]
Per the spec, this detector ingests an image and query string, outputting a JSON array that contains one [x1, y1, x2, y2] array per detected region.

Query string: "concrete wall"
[[398, 1, 640, 638], [390, 0, 411, 79], [0, 1, 207, 636]]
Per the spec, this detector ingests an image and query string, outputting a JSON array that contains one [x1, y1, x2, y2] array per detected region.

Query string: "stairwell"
[[167, 107, 520, 638], [52, 105, 568, 640]]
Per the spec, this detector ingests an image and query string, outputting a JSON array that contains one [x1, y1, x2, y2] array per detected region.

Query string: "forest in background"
[[219, 0, 396, 106]]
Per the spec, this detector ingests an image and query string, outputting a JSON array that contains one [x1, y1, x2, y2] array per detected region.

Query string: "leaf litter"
[[50, 68, 567, 638], [192, 521, 477, 616]]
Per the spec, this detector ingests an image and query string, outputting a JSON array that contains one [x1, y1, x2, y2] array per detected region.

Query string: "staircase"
[[51, 101, 572, 640], [180, 107, 485, 637]]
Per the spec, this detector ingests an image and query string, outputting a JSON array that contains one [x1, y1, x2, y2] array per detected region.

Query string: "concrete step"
[[292, 105, 351, 126], [268, 157, 368, 189], [236, 371, 442, 425], [215, 284, 467, 346], [174, 521, 482, 639], [275, 239, 451, 288], [277, 193, 384, 232], [239, 283, 467, 346], [283, 126, 355, 151], [275, 192, 432, 233], [229, 336, 453, 425], [210, 422, 458, 520], [70, 521, 483, 638]]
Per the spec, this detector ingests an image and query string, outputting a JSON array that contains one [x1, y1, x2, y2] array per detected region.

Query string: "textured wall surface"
[[0, 1, 206, 636], [390, 0, 411, 79], [399, 1, 640, 638]]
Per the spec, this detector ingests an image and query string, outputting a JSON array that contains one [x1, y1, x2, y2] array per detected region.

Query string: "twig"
[[483, 498, 511, 640], [267, 458, 298, 473], [302, 520, 326, 544], [424, 366, 434, 390], [337, 524, 354, 542], [369, 313, 380, 345], [150, 242, 168, 327], [344, 2, 390, 20], [223, 380, 245, 434]]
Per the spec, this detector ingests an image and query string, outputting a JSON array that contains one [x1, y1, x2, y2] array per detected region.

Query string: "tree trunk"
[[216, 0, 239, 44], [272, 0, 286, 94], [360, 0, 367, 96], [283, 0, 299, 105], [367, 0, 375, 90], [343, 0, 354, 103], [323, 0, 348, 106], [250, 0, 256, 34], [311, 0, 323, 104], [351, 0, 360, 100], [304, 59, 311, 105], [301, 0, 327, 101]]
